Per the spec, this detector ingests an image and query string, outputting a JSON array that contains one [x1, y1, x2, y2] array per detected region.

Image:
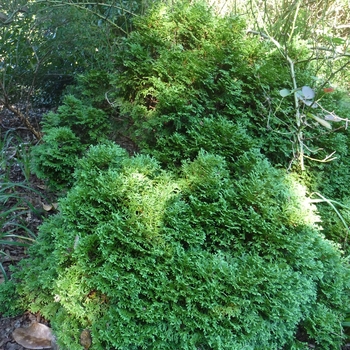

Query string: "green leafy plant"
[[30, 95, 112, 189], [151, 116, 257, 169], [2, 2, 349, 349], [30, 126, 83, 190], [110, 0, 350, 175], [65, 70, 114, 109], [0, 0, 144, 142], [13, 143, 350, 349]]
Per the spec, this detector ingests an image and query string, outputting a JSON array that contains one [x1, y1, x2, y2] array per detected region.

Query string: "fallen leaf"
[[80, 329, 92, 349], [12, 322, 54, 349], [42, 203, 53, 211], [42, 203, 58, 211]]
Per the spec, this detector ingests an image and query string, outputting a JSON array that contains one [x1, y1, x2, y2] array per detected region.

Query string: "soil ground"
[[0, 105, 56, 350]]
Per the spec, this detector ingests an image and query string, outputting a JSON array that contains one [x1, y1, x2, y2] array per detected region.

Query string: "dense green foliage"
[[109, 0, 350, 178], [111, 1, 264, 160], [1, 0, 350, 349], [14, 143, 350, 349], [108, 0, 350, 251], [30, 95, 112, 189]]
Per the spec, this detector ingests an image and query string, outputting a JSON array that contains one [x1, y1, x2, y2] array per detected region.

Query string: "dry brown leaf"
[[80, 329, 92, 349], [12, 322, 54, 349], [42, 203, 58, 211], [42, 203, 53, 211]]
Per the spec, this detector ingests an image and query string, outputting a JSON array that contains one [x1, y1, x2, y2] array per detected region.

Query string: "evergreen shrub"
[[64, 70, 114, 110], [14, 1, 350, 348], [111, 0, 264, 158], [14, 143, 350, 349], [110, 0, 317, 170], [151, 116, 256, 169], [111, 0, 350, 180], [0, 280, 23, 317], [30, 95, 112, 189]]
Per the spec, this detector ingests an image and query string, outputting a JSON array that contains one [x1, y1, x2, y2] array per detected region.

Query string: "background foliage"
[[0, 0, 155, 108]]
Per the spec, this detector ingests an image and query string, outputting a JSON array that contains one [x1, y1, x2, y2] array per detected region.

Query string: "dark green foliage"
[[0, 0, 143, 107], [30, 126, 82, 189], [0, 280, 23, 317], [30, 95, 112, 189], [111, 0, 262, 156], [64, 70, 114, 109], [73, 141, 129, 182], [42, 95, 112, 143], [109, 0, 350, 180], [109, 0, 323, 172], [0, 5, 73, 105], [152, 116, 256, 168], [14, 143, 350, 349]]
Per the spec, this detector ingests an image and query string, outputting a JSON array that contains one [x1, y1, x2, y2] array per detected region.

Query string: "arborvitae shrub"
[[110, 0, 318, 170], [151, 116, 256, 168], [111, 0, 264, 156], [0, 280, 23, 317], [64, 70, 114, 109], [30, 95, 112, 189], [15, 143, 350, 349], [30, 126, 83, 189], [110, 0, 350, 196], [42, 95, 112, 143]]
